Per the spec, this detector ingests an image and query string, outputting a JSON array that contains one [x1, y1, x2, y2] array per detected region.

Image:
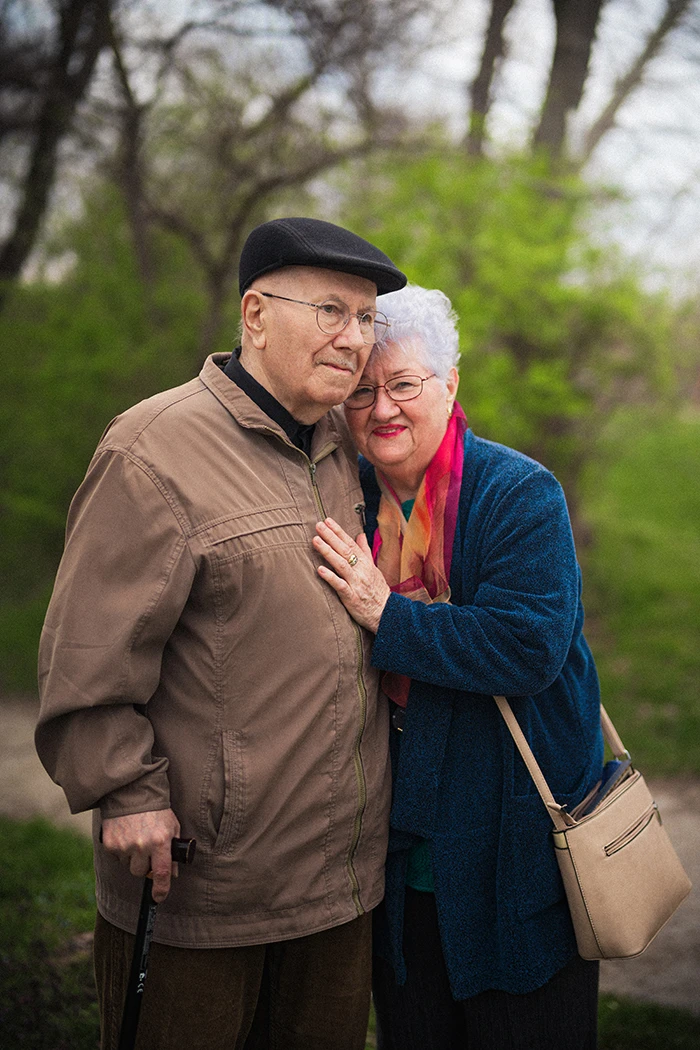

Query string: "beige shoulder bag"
[[495, 695, 692, 960]]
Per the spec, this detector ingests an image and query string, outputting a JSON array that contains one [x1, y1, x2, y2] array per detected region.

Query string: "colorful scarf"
[[372, 401, 467, 707]]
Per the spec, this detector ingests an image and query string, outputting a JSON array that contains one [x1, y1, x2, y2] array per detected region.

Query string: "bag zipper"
[[604, 802, 660, 856]]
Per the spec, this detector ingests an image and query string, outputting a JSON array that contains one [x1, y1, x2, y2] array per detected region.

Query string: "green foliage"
[[0, 185, 227, 690], [0, 816, 99, 1048], [340, 148, 700, 774], [1, 147, 697, 791], [344, 151, 676, 496], [582, 411, 700, 773], [0, 591, 54, 692]]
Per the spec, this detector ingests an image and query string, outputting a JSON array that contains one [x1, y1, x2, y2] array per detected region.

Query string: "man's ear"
[[241, 290, 267, 349]]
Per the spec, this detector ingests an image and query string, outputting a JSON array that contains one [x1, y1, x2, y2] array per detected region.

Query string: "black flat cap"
[[239, 217, 406, 296]]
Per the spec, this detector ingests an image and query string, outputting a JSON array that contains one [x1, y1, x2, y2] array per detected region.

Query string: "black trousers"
[[372, 887, 599, 1050]]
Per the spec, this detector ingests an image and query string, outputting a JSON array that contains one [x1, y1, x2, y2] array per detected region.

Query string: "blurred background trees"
[[1, 0, 699, 769]]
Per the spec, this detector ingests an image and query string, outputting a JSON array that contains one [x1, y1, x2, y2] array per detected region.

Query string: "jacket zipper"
[[308, 461, 326, 519], [255, 424, 369, 912], [347, 627, 368, 913], [309, 457, 368, 915]]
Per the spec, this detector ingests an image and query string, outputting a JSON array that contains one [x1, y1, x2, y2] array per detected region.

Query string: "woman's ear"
[[446, 366, 459, 416], [241, 290, 267, 350]]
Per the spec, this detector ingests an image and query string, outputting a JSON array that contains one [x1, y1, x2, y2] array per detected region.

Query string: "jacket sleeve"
[[371, 467, 580, 697], [36, 447, 196, 817]]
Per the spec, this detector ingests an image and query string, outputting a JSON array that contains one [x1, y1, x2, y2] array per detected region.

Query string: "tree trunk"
[[532, 0, 605, 159], [0, 0, 111, 305], [465, 0, 516, 157], [197, 275, 229, 363]]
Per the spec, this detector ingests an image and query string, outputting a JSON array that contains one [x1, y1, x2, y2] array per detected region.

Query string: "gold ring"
[[347, 553, 358, 567]]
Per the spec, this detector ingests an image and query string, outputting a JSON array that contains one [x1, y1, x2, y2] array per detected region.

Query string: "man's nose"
[[334, 315, 367, 352]]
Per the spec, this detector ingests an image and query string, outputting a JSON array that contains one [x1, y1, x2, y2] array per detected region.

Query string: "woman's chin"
[[364, 449, 407, 474]]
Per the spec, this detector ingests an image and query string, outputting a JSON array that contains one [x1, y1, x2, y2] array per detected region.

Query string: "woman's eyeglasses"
[[344, 374, 437, 410]]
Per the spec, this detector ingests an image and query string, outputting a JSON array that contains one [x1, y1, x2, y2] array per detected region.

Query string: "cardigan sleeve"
[[371, 466, 580, 698]]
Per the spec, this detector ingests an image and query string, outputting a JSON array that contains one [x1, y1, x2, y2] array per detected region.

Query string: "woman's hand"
[[313, 517, 391, 634]]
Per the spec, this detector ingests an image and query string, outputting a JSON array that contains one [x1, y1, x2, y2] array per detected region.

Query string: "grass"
[[581, 411, 700, 775], [598, 995, 700, 1049], [0, 816, 99, 1048], [1, 816, 699, 1049]]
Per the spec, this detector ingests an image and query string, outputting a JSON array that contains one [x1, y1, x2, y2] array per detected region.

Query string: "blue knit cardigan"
[[363, 430, 604, 1000]]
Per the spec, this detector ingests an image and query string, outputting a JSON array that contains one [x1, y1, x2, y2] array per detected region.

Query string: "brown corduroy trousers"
[[94, 909, 372, 1050]]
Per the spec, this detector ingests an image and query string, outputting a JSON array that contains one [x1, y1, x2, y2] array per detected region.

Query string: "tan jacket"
[[36, 354, 390, 947]]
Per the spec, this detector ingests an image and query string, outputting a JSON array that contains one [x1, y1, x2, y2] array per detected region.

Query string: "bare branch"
[[145, 203, 214, 275], [580, 0, 694, 164], [237, 73, 316, 144]]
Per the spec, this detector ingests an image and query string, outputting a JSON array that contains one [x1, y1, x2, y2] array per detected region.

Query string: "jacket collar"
[[200, 353, 342, 462]]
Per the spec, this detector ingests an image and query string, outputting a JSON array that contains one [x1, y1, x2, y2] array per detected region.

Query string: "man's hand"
[[101, 809, 181, 903]]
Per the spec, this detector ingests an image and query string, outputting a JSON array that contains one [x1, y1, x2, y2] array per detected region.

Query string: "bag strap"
[[494, 696, 629, 832], [600, 704, 628, 758]]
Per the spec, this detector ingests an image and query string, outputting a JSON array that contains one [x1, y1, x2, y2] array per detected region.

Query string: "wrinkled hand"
[[101, 808, 181, 903], [313, 518, 390, 634]]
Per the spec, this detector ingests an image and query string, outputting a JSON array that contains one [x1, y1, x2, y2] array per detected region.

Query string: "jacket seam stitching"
[[115, 531, 190, 700], [97, 446, 194, 544], [110, 385, 205, 450]]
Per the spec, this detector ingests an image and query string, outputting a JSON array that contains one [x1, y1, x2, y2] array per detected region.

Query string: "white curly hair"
[[371, 283, 460, 380]]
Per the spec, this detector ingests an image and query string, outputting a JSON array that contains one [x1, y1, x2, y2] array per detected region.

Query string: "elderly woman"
[[313, 285, 603, 1050]]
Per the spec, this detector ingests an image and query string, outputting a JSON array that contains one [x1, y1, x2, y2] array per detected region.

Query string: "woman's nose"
[[371, 386, 400, 420]]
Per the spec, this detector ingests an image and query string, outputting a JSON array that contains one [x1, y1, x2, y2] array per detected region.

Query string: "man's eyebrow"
[[312, 293, 377, 310]]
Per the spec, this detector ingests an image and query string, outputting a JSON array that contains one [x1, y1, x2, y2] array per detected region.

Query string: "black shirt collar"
[[223, 349, 316, 458]]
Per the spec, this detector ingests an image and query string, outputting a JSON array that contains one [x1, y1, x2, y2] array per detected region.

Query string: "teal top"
[[400, 499, 435, 894], [405, 838, 435, 892]]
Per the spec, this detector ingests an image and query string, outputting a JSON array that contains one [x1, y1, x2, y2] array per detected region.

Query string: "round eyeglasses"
[[344, 373, 437, 410], [259, 292, 389, 345]]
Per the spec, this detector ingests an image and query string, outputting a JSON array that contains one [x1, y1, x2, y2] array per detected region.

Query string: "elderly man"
[[36, 217, 406, 1050]]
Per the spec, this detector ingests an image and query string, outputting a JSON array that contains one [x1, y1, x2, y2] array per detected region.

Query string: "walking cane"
[[117, 836, 197, 1050]]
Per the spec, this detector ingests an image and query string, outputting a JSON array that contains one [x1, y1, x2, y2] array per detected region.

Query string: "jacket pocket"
[[202, 505, 305, 560], [202, 729, 246, 855]]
